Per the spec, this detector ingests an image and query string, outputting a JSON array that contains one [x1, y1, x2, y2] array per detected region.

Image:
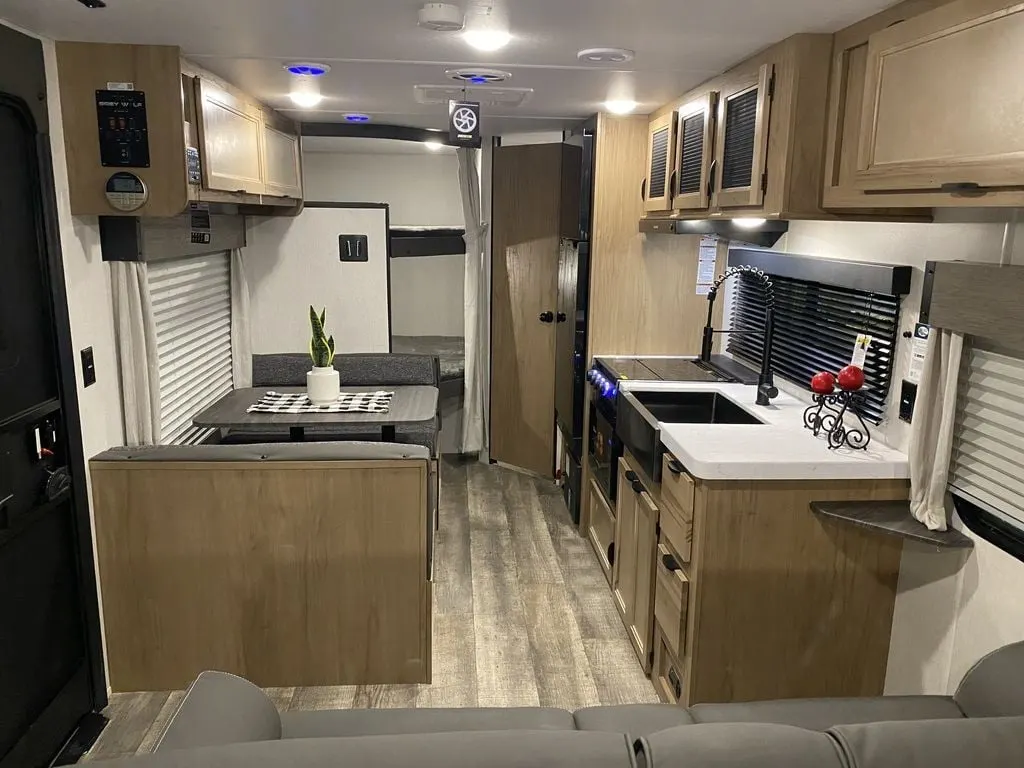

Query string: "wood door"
[[613, 458, 638, 621], [855, 0, 1024, 191], [712, 64, 774, 209], [632, 487, 659, 672], [196, 78, 265, 194], [643, 112, 676, 212], [261, 111, 302, 199], [673, 92, 718, 212], [490, 144, 562, 476]]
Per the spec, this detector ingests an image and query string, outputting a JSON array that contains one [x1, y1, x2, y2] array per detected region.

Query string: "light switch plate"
[[81, 347, 96, 387]]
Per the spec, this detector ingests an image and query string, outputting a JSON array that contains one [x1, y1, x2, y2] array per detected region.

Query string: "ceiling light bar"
[[344, 114, 372, 123]]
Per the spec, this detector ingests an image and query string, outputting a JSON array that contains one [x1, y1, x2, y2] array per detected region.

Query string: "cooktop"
[[593, 357, 730, 384]]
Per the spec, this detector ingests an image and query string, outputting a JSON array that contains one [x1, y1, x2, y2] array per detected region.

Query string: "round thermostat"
[[104, 171, 148, 212]]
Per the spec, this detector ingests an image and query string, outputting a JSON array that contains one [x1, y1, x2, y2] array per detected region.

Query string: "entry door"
[[490, 144, 562, 476], [0, 30, 103, 768]]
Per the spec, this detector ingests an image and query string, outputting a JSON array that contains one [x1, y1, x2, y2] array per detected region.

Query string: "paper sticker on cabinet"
[[696, 236, 717, 295]]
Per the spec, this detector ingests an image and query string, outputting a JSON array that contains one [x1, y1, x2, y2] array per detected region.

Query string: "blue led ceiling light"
[[286, 64, 330, 77], [344, 114, 372, 123]]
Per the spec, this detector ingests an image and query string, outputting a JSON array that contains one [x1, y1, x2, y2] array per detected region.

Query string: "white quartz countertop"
[[620, 380, 909, 482]]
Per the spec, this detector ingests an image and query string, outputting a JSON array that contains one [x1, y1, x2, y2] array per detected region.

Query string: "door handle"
[[539, 311, 555, 324], [666, 459, 685, 476], [641, 178, 647, 201], [556, 312, 567, 323]]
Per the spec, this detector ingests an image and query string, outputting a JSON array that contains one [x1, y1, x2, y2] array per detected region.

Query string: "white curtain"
[[458, 147, 488, 454], [110, 261, 160, 447], [230, 248, 253, 388], [908, 328, 965, 531]]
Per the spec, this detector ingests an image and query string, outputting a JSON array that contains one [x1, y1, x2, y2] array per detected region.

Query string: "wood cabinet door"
[[196, 78, 265, 195], [643, 112, 676, 212], [855, 0, 1024, 192], [673, 92, 718, 212], [261, 113, 302, 199], [632, 488, 659, 672], [586, 478, 616, 584], [712, 64, 774, 209], [612, 458, 638, 622]]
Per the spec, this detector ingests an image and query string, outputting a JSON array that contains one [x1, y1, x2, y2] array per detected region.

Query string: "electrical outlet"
[[338, 234, 369, 262], [81, 347, 96, 387]]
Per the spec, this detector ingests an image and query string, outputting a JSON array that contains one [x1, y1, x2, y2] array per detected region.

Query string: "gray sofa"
[[88, 641, 1024, 766]]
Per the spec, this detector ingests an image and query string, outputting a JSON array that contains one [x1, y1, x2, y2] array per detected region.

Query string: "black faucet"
[[699, 265, 779, 407]]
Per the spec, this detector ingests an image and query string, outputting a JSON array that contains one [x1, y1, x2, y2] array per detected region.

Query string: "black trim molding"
[[300, 122, 455, 146], [729, 248, 913, 296], [954, 495, 1024, 564]]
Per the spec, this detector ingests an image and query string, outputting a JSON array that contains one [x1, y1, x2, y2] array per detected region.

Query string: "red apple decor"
[[810, 371, 836, 395], [837, 365, 866, 392]]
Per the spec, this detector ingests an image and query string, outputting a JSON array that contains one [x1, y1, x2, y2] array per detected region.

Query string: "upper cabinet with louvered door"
[[644, 113, 676, 212], [712, 64, 774, 209], [261, 111, 303, 200], [855, 0, 1024, 193], [195, 77, 265, 195], [673, 92, 718, 212]]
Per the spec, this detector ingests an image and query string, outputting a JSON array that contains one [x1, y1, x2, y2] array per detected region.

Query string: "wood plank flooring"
[[84, 458, 657, 762]]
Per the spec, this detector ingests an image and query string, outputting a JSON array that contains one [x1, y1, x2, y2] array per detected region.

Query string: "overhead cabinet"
[[643, 113, 676, 212], [673, 92, 718, 212], [713, 65, 773, 209], [261, 111, 304, 200], [195, 78, 266, 195], [855, 0, 1024, 193]]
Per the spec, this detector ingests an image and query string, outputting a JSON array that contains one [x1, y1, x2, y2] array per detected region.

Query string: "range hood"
[[640, 217, 789, 248]]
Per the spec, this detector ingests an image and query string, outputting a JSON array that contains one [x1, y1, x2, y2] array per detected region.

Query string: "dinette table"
[[193, 385, 439, 442]]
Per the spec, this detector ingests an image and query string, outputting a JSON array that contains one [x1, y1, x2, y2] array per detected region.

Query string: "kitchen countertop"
[[621, 380, 909, 482]]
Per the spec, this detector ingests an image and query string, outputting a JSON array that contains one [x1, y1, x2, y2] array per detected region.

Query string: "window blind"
[[727, 273, 901, 424], [678, 113, 705, 195], [147, 252, 233, 445], [722, 89, 758, 190], [648, 126, 670, 199], [950, 345, 1024, 537]]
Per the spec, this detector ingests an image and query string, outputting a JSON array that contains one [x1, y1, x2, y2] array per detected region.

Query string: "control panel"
[[586, 367, 619, 400]]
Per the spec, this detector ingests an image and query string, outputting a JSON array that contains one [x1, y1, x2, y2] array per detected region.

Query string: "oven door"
[[588, 404, 620, 503]]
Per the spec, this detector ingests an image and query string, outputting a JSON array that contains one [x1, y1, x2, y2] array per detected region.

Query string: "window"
[[950, 344, 1024, 560], [147, 252, 233, 445], [727, 272, 902, 424]]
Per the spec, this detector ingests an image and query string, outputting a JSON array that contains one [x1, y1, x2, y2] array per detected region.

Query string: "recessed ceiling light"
[[604, 99, 638, 115], [284, 63, 330, 109], [418, 3, 465, 31], [578, 47, 635, 64], [76, 0, 106, 7], [424, 141, 445, 151], [446, 68, 512, 84], [344, 114, 372, 123], [733, 217, 768, 229]]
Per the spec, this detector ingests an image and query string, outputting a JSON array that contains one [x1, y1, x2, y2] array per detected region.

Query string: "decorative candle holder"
[[803, 390, 872, 451]]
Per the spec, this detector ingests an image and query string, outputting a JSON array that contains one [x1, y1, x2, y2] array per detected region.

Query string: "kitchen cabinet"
[[672, 91, 718, 212], [195, 77, 266, 195], [712, 65, 773, 209], [261, 110, 303, 200], [855, 0, 1024, 194], [586, 477, 616, 583], [613, 455, 658, 672], [643, 113, 676, 212]]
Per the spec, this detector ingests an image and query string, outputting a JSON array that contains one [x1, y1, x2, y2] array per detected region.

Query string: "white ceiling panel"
[[1, 0, 900, 136]]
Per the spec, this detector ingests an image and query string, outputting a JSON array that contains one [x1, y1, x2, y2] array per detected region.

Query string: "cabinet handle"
[[666, 459, 684, 476], [661, 551, 682, 573], [668, 667, 682, 700], [641, 178, 647, 201], [706, 159, 718, 198], [939, 182, 987, 197], [538, 311, 555, 323], [556, 312, 567, 323], [670, 170, 677, 196], [631, 479, 644, 494], [607, 542, 615, 567], [624, 470, 638, 483]]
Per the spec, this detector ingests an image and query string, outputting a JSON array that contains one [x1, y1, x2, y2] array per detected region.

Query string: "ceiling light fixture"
[[446, 68, 512, 84], [344, 113, 371, 123], [284, 63, 331, 109], [424, 140, 445, 151], [604, 99, 638, 115], [463, 1, 511, 51], [577, 47, 635, 64], [76, 0, 107, 7], [733, 217, 768, 229], [418, 3, 465, 31]]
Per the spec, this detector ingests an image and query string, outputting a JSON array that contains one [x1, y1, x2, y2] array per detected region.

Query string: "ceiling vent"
[[414, 84, 534, 107], [418, 3, 465, 31], [577, 47, 636, 64], [445, 68, 512, 84]]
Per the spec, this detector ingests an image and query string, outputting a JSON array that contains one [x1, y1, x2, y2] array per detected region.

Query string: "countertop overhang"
[[620, 380, 909, 482]]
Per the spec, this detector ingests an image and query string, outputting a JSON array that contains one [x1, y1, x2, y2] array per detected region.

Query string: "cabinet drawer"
[[587, 478, 616, 583], [655, 542, 689, 659], [660, 454, 694, 561], [653, 625, 686, 705]]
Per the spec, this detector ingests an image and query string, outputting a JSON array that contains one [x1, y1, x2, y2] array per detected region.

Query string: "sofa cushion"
[[573, 705, 694, 736], [954, 640, 1024, 718], [280, 707, 576, 738], [688, 696, 964, 731], [89, 730, 635, 768], [830, 716, 1024, 768], [639, 723, 844, 768], [155, 671, 281, 751]]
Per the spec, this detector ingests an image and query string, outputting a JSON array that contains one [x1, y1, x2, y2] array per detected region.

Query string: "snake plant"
[[308, 306, 336, 368]]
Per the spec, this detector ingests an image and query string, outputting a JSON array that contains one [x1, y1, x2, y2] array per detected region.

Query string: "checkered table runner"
[[246, 391, 394, 414]]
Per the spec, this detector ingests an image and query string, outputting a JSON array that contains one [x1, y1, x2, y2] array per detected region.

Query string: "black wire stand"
[[803, 390, 872, 451]]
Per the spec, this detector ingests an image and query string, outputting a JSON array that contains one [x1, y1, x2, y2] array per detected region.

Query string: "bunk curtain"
[[908, 328, 964, 531], [110, 261, 160, 447], [458, 147, 488, 454]]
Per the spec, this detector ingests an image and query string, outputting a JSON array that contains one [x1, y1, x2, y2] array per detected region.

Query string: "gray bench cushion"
[[280, 707, 575, 739], [253, 353, 440, 388], [954, 640, 1024, 718], [93, 731, 635, 768], [573, 704, 694, 736], [92, 441, 431, 463], [156, 671, 280, 752], [831, 716, 1024, 768], [689, 696, 964, 731], [639, 723, 844, 768]]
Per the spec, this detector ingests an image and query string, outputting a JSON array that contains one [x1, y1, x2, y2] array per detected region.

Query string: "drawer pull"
[[624, 470, 638, 483], [607, 542, 615, 567], [939, 182, 987, 197], [661, 551, 682, 573], [631, 480, 644, 494], [666, 459, 685, 476], [668, 667, 682, 700]]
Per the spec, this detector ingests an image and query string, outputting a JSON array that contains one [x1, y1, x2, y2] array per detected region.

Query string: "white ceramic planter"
[[306, 366, 340, 406]]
